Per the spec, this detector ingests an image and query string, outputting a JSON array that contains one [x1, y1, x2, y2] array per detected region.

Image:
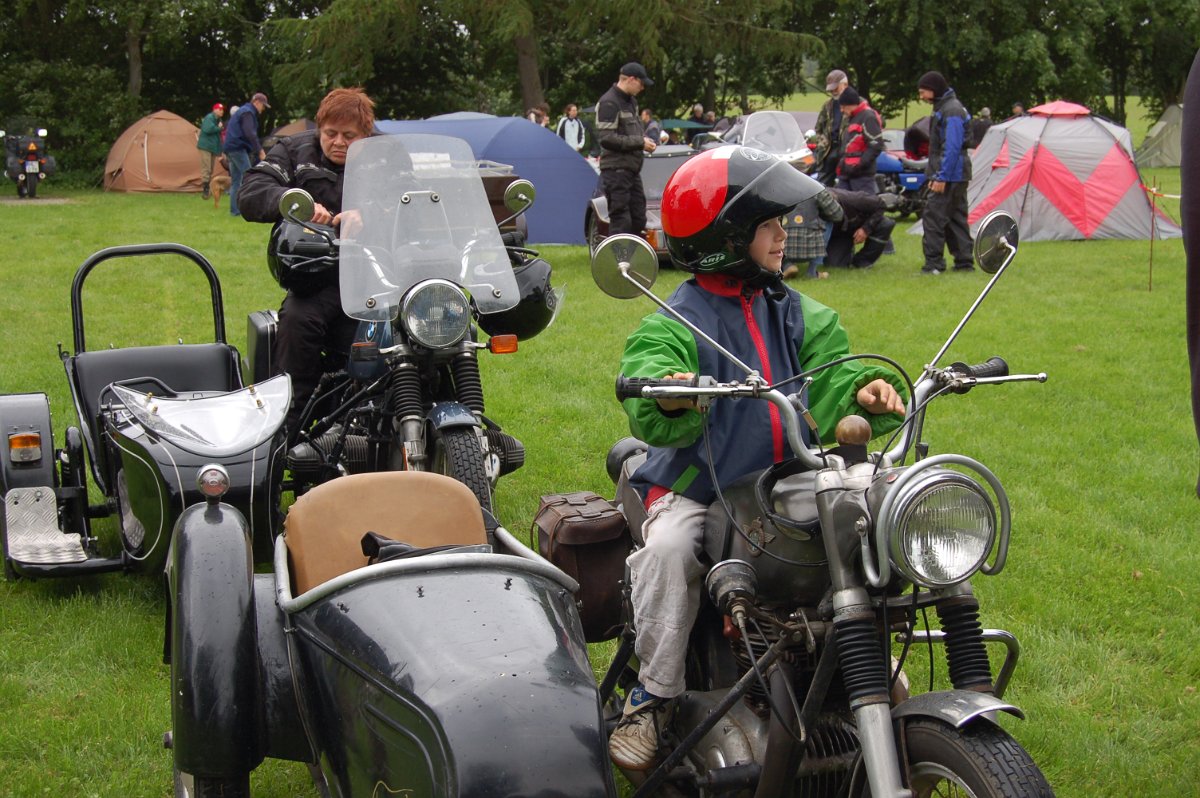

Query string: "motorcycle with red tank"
[[579, 216, 1055, 797]]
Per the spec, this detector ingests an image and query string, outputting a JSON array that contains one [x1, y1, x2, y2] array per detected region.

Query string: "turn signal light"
[[8, 432, 42, 463], [489, 335, 518, 354]]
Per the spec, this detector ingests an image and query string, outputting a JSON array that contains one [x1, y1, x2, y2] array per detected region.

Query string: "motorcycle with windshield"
[[255, 134, 561, 514], [584, 212, 1054, 797], [2, 126, 56, 198]]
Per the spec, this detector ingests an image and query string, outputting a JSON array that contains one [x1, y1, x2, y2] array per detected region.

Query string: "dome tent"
[[963, 101, 1180, 241], [104, 110, 225, 192], [1136, 103, 1183, 168]]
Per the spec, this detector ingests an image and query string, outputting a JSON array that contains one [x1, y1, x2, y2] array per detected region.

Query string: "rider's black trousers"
[[275, 283, 358, 429]]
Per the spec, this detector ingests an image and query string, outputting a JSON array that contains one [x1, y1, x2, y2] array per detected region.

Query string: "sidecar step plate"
[[3, 488, 86, 565]]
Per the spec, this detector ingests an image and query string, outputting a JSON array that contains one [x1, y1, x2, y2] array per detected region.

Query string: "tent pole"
[[1149, 177, 1157, 292]]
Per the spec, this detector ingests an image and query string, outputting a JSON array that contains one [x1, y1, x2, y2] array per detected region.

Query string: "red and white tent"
[[966, 101, 1181, 241]]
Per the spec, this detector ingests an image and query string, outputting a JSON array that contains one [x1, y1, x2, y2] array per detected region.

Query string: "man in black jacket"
[[595, 62, 657, 237], [238, 87, 375, 427], [918, 71, 974, 273], [835, 88, 884, 194]]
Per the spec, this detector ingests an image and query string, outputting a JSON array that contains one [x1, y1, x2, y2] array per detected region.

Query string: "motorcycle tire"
[[891, 718, 1055, 798], [586, 211, 604, 254], [174, 769, 250, 798], [26, 173, 38, 199], [431, 427, 494, 514]]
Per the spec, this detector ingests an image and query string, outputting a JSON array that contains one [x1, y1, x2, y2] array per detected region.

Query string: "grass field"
[[0, 178, 1195, 796]]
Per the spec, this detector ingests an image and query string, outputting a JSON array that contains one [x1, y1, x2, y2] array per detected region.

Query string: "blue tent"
[[376, 113, 598, 244]]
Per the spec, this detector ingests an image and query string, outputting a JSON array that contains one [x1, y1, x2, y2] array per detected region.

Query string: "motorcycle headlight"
[[882, 469, 996, 588], [401, 279, 471, 349]]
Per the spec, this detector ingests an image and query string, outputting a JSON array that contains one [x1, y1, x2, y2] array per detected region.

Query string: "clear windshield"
[[742, 111, 808, 158], [111, 374, 290, 458], [339, 134, 519, 321]]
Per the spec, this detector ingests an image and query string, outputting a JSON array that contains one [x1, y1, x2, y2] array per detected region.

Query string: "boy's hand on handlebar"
[[856, 379, 906, 416], [657, 372, 697, 412]]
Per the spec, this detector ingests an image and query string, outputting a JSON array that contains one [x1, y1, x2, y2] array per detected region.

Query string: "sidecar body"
[[0, 244, 288, 579], [168, 470, 616, 797]]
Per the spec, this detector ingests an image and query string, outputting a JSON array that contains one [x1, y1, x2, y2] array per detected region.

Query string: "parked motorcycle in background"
[[246, 134, 562, 514], [2, 126, 56, 198], [577, 213, 1054, 797]]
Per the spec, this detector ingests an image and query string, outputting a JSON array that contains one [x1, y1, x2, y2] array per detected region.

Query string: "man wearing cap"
[[197, 102, 224, 200], [814, 69, 850, 186], [835, 87, 884, 194], [595, 62, 657, 238], [917, 70, 973, 274], [223, 91, 270, 217]]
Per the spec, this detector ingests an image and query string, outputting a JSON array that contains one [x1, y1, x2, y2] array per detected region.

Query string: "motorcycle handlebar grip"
[[953, 356, 1009, 379], [615, 375, 698, 402], [501, 230, 526, 248]]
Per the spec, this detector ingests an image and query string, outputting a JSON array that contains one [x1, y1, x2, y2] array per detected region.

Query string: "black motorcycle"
[[582, 216, 1054, 797], [245, 134, 561, 515], [2, 126, 55, 198]]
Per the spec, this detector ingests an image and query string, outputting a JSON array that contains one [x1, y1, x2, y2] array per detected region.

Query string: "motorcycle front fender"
[[168, 501, 264, 777], [428, 401, 478, 431], [893, 689, 1024, 729]]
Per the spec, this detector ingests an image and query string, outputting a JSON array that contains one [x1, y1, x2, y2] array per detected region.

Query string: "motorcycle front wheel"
[[893, 718, 1055, 798], [431, 427, 494, 514]]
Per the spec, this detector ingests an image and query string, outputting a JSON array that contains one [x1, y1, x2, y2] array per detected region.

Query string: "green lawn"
[[0, 182, 1196, 796]]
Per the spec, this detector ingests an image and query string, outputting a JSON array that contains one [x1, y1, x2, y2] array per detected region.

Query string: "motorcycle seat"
[[285, 470, 488, 595]]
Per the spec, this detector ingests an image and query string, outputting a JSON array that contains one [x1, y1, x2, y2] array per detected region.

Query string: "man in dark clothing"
[[970, 107, 993, 148], [826, 188, 896, 268], [918, 71, 974, 274], [813, 69, 849, 186], [223, 92, 269, 217], [1183, 49, 1200, 496], [238, 88, 375, 428], [836, 88, 883, 194], [595, 62, 657, 238]]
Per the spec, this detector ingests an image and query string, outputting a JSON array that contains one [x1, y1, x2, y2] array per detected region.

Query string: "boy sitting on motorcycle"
[[609, 145, 907, 771]]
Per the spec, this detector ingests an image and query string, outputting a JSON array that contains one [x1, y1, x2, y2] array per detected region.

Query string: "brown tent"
[[263, 117, 316, 150], [103, 110, 226, 192]]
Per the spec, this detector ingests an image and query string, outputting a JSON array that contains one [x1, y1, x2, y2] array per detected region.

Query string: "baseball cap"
[[212, 102, 224, 112], [825, 69, 848, 92], [620, 62, 654, 87], [252, 92, 271, 108]]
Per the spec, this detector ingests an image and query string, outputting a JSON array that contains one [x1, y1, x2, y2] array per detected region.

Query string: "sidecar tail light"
[[8, 432, 42, 464], [488, 334, 518, 354], [196, 464, 230, 501]]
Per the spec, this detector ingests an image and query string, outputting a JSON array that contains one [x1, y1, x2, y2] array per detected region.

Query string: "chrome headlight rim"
[[886, 470, 996, 588], [400, 278, 471, 349], [872, 455, 1011, 589]]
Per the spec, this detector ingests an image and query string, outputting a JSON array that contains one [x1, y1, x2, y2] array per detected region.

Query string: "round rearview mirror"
[[973, 211, 1019, 274], [279, 188, 315, 223], [591, 234, 659, 299], [503, 179, 536, 213]]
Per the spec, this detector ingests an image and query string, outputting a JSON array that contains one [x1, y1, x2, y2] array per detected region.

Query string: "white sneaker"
[[608, 688, 668, 771]]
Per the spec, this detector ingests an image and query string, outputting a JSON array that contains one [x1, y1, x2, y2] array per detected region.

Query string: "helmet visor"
[[716, 154, 824, 235]]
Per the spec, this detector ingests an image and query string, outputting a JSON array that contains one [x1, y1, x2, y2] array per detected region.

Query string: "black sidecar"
[[167, 469, 616, 797], [0, 243, 288, 579]]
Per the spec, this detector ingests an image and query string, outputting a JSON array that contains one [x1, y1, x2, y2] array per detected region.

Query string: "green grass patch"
[[1, 185, 1196, 796]]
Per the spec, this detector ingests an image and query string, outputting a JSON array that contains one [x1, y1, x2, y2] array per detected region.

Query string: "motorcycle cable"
[[871, 382, 956, 476], [887, 586, 921, 695], [745, 614, 807, 745], [702, 424, 827, 568], [768, 352, 915, 406]]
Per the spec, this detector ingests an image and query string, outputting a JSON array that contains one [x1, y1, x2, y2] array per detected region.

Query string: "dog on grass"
[[208, 175, 232, 209]]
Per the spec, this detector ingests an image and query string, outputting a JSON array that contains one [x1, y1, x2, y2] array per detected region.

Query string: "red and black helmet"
[[662, 145, 823, 276]]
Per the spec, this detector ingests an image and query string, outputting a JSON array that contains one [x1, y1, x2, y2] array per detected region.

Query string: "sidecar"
[[167, 469, 616, 797], [0, 243, 288, 580]]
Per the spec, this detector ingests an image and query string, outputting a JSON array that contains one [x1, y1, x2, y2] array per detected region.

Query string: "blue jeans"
[[227, 149, 252, 216]]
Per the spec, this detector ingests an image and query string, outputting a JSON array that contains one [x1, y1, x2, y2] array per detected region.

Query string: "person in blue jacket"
[[222, 92, 269, 217], [918, 71, 974, 274], [607, 145, 907, 771]]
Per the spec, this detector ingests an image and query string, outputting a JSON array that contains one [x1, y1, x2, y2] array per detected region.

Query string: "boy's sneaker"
[[921, 265, 943, 274], [609, 686, 668, 771]]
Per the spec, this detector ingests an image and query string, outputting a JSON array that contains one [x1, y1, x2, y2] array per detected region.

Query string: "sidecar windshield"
[[742, 111, 808, 158], [339, 134, 519, 321], [110, 374, 290, 457]]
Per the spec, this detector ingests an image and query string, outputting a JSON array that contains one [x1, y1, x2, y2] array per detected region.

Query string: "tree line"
[[2, 0, 1195, 182]]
